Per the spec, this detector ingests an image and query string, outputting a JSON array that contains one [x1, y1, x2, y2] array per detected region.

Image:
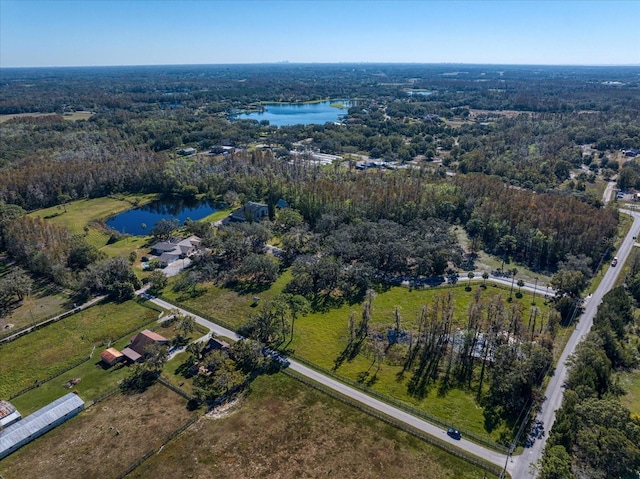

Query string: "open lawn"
[[164, 269, 554, 443], [8, 316, 201, 416], [28, 194, 157, 249], [0, 384, 193, 479], [200, 207, 234, 223], [130, 374, 498, 479], [0, 299, 162, 399], [162, 269, 292, 329]]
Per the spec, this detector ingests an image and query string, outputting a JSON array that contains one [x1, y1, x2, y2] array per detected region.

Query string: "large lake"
[[235, 101, 350, 127], [106, 198, 221, 236]]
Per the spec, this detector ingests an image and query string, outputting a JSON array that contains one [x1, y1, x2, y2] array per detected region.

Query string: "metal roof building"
[[0, 392, 85, 459]]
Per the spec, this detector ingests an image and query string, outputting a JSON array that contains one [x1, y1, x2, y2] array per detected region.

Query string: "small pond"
[[234, 100, 351, 127], [106, 198, 222, 236]]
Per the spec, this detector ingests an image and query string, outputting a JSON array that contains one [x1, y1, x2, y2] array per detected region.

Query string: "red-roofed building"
[[120, 330, 169, 363], [100, 347, 124, 366]]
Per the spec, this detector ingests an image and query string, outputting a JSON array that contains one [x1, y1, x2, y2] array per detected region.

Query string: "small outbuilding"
[[100, 347, 124, 366], [0, 401, 21, 429]]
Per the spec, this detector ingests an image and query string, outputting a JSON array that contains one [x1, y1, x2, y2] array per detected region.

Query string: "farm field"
[[0, 299, 162, 399], [8, 315, 201, 416], [130, 374, 498, 479], [0, 384, 193, 479], [163, 273, 553, 442]]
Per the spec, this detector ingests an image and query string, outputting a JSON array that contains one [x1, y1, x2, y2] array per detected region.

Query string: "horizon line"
[[2, 61, 640, 70]]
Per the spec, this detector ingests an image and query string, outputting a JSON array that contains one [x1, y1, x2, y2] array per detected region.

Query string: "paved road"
[[509, 209, 640, 479], [142, 294, 509, 470], [141, 210, 637, 479]]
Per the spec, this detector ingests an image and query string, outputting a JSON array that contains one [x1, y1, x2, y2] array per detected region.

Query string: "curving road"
[[141, 207, 638, 478], [143, 295, 509, 471]]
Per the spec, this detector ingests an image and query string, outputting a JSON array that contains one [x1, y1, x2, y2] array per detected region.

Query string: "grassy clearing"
[[28, 194, 157, 249], [61, 111, 94, 121], [162, 269, 292, 329], [200, 207, 234, 223], [164, 270, 552, 441], [8, 316, 200, 416], [131, 374, 497, 479], [287, 283, 550, 440], [0, 384, 193, 479], [618, 369, 640, 416], [0, 112, 58, 123], [0, 299, 162, 399]]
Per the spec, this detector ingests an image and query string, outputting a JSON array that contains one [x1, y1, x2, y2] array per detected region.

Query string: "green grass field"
[[8, 314, 201, 415], [0, 299, 162, 399], [28, 194, 157, 249], [161, 270, 551, 442]]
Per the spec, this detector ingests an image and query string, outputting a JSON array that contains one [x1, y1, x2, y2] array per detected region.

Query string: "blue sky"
[[1, 0, 638, 67]]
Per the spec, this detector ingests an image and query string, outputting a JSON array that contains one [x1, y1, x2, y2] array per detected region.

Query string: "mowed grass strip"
[[130, 374, 498, 479], [0, 384, 193, 479], [0, 299, 161, 399]]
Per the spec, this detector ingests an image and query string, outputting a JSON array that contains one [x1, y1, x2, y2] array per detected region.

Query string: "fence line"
[[8, 356, 91, 400], [284, 368, 504, 477], [8, 315, 163, 402], [160, 294, 507, 453], [157, 376, 194, 401], [116, 415, 200, 479], [288, 352, 508, 454]]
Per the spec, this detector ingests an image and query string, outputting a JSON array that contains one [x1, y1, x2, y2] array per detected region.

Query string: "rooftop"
[[0, 393, 84, 458]]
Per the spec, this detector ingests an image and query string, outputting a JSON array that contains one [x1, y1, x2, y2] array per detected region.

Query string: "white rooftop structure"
[[0, 392, 85, 459]]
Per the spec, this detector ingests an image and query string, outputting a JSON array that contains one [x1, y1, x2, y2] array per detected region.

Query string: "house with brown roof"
[[121, 329, 168, 362]]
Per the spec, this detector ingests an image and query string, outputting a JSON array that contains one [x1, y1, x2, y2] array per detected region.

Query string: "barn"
[[0, 392, 85, 459]]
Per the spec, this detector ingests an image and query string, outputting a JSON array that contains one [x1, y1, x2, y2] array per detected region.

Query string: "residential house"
[[177, 147, 196, 156], [121, 329, 168, 363], [229, 201, 269, 223], [150, 235, 201, 267]]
